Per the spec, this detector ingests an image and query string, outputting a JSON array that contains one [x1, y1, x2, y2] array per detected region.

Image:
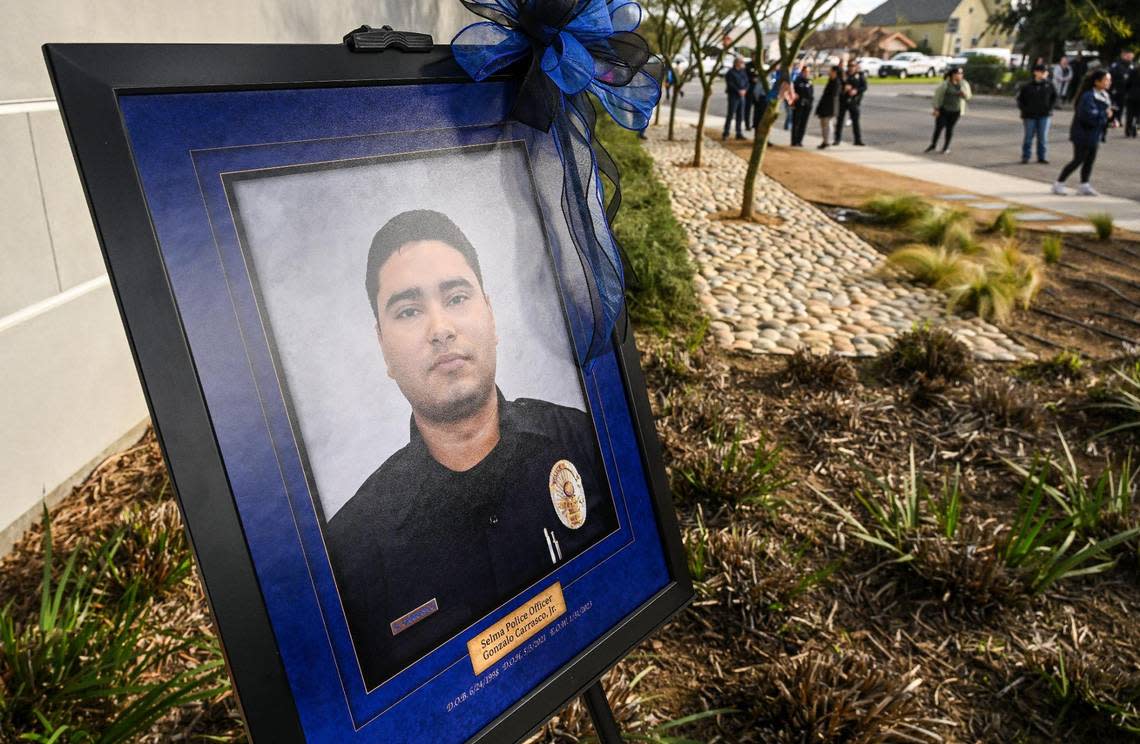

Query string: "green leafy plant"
[[1018, 350, 1085, 382], [679, 419, 792, 507], [1089, 212, 1115, 240], [1042, 234, 1063, 264], [0, 509, 227, 743], [595, 115, 698, 331], [1096, 367, 1140, 439], [685, 509, 709, 583], [991, 207, 1019, 238], [1001, 469, 1140, 593], [1006, 435, 1138, 540], [860, 193, 932, 225]]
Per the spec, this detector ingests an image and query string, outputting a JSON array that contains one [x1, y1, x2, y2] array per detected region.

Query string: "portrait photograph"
[[223, 141, 620, 691]]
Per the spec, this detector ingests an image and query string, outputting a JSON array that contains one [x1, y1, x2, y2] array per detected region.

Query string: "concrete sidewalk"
[[664, 106, 1140, 232]]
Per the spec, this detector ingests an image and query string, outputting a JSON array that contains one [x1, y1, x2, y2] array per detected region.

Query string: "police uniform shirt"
[[325, 390, 617, 689]]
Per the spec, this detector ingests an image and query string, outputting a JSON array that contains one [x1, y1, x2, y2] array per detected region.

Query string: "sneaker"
[[735, 134, 746, 140], [854, 141, 866, 146], [721, 133, 728, 141], [1021, 157, 1030, 164], [1037, 159, 1049, 164], [923, 144, 936, 153], [1077, 183, 1100, 196], [941, 147, 951, 154], [1051, 181, 1067, 195], [817, 142, 829, 149]]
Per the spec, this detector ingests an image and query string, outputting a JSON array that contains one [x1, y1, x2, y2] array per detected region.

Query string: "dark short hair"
[[365, 209, 483, 318], [1033, 63, 1048, 72]]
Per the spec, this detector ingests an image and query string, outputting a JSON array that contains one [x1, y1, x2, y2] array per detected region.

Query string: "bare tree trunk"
[[741, 100, 780, 220], [667, 82, 681, 140], [693, 86, 712, 167]]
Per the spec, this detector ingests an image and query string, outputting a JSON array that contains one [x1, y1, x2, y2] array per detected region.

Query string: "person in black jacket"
[[1108, 50, 1134, 132], [791, 63, 814, 146], [1017, 63, 1058, 163], [834, 59, 867, 145], [1125, 62, 1140, 138], [815, 66, 840, 149], [723, 57, 749, 140]]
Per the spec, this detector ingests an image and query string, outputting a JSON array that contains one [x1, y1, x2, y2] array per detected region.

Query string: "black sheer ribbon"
[[452, 0, 660, 366]]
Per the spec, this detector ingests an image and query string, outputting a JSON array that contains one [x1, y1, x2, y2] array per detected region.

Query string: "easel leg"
[[583, 681, 622, 743]]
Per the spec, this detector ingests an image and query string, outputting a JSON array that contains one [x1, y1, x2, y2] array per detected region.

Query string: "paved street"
[[679, 81, 1140, 204]]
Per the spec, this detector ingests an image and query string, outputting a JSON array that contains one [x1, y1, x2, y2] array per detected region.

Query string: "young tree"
[[675, 0, 747, 166], [991, 0, 1135, 61], [643, 0, 695, 140], [739, 0, 841, 220]]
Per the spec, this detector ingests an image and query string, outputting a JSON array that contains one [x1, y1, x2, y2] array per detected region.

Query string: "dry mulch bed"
[[3, 331, 1139, 742]]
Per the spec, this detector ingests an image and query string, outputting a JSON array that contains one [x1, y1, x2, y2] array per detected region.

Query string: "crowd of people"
[[717, 48, 1138, 198], [721, 57, 867, 149]]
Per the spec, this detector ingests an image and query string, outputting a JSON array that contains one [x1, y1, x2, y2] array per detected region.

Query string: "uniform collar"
[[404, 387, 549, 467]]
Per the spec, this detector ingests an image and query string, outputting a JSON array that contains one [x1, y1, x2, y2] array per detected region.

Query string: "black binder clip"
[[343, 25, 434, 53]]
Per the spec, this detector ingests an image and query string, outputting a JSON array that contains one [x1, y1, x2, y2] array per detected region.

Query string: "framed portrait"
[[45, 41, 691, 743]]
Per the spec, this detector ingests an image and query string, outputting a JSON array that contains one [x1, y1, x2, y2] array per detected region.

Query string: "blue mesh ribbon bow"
[[452, 0, 661, 366]]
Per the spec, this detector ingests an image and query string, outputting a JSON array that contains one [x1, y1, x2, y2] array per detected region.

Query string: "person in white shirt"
[[1052, 56, 1073, 106]]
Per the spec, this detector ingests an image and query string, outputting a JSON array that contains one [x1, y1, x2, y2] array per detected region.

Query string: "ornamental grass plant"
[[860, 193, 932, 225]]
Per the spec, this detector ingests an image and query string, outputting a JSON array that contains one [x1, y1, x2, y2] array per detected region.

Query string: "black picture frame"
[[43, 41, 692, 743]]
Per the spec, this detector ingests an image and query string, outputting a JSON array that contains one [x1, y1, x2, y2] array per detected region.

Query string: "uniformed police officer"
[[325, 209, 617, 689]]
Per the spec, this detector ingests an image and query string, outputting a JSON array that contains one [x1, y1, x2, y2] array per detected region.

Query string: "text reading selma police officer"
[[325, 209, 618, 689]]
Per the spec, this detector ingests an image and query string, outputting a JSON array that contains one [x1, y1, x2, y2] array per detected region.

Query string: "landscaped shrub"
[[942, 243, 1043, 322], [822, 450, 1140, 599], [860, 193, 932, 225], [912, 206, 972, 246], [783, 348, 857, 388], [595, 116, 698, 330], [1089, 212, 1115, 240], [1041, 234, 1063, 264], [878, 323, 973, 383], [677, 417, 791, 507], [972, 378, 1042, 430], [1018, 350, 1086, 382], [887, 244, 972, 286], [964, 55, 1009, 92], [990, 207, 1019, 238]]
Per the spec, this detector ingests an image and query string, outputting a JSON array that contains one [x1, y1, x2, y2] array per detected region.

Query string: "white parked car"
[[855, 57, 884, 76], [878, 52, 940, 78]]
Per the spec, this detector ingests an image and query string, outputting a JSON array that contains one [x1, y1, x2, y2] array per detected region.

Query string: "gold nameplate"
[[467, 583, 565, 675], [389, 597, 439, 636]]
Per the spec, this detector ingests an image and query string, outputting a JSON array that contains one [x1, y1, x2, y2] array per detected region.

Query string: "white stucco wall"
[[0, 1, 469, 553]]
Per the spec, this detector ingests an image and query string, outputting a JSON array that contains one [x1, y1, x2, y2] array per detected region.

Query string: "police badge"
[[549, 460, 587, 529]]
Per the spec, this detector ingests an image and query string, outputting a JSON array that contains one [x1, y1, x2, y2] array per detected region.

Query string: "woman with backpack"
[[1053, 69, 1113, 196]]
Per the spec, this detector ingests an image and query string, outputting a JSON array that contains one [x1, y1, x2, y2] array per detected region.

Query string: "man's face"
[[1123, 51, 1134, 62], [1034, 69, 1047, 81], [734, 59, 744, 70], [373, 240, 498, 424]]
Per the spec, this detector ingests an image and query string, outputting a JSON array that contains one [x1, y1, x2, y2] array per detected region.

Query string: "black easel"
[[583, 681, 623, 743]]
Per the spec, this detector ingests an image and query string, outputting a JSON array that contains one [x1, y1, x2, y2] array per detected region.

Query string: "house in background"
[[850, 0, 1013, 56], [805, 25, 917, 60]]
